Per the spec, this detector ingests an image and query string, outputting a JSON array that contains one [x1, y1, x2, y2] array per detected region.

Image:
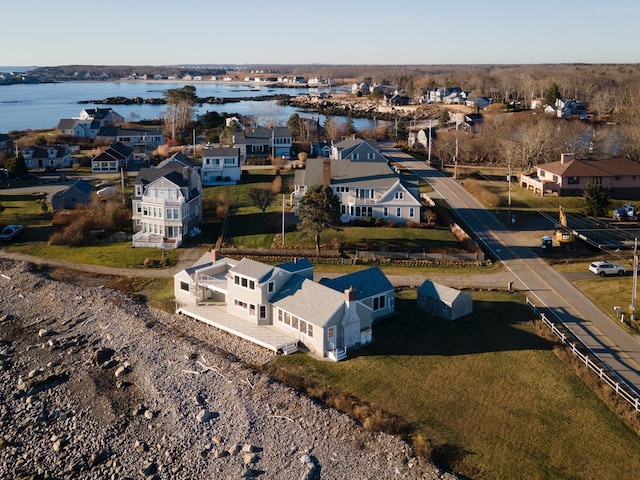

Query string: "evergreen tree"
[[583, 177, 611, 217], [297, 185, 341, 252]]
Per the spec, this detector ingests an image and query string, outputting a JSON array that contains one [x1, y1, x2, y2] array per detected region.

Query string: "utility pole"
[[632, 238, 638, 321], [453, 119, 459, 179], [427, 120, 432, 166], [508, 160, 512, 226], [281, 194, 285, 246]]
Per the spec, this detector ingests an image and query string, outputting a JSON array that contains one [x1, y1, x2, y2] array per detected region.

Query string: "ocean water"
[[0, 80, 378, 133]]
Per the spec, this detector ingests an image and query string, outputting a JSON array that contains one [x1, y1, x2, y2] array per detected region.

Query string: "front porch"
[[176, 302, 299, 355]]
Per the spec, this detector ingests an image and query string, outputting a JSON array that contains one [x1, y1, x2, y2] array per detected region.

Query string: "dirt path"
[[0, 247, 522, 289]]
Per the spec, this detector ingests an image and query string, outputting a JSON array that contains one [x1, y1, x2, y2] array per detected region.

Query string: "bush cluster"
[[49, 196, 131, 246]]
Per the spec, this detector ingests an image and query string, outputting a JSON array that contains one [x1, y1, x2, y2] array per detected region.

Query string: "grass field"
[[4, 241, 179, 268], [269, 289, 640, 479]]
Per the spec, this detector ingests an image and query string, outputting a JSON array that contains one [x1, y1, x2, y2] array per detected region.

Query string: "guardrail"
[[526, 297, 640, 412]]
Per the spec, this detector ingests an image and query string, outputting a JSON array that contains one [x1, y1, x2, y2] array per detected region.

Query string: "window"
[[409, 207, 415, 218], [259, 305, 266, 319], [394, 191, 404, 200], [396, 207, 401, 217], [567, 176, 579, 185], [352, 153, 360, 160], [615, 176, 621, 181], [268, 281, 274, 293], [180, 281, 190, 292], [367, 152, 375, 160], [224, 158, 235, 165], [383, 207, 388, 217], [328, 326, 335, 340], [373, 295, 386, 310], [234, 275, 240, 285], [552, 175, 558, 183], [241, 277, 248, 288]]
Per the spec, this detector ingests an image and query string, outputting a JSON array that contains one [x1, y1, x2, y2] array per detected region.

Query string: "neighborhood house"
[[131, 162, 202, 249], [174, 252, 395, 360], [417, 280, 473, 321], [293, 156, 422, 224], [520, 153, 640, 199]]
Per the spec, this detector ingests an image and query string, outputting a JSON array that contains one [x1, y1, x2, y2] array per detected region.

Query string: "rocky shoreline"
[[79, 94, 291, 106], [0, 259, 460, 480]]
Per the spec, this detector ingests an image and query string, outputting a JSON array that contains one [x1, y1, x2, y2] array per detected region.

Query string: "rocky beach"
[[0, 258, 460, 480]]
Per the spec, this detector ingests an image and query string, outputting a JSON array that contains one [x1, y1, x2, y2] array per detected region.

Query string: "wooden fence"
[[356, 250, 484, 261], [526, 297, 640, 412]]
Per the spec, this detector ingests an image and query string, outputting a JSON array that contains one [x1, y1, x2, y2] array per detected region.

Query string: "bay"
[[0, 80, 381, 133]]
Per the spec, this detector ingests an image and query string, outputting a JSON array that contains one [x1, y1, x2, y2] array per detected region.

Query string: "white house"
[[233, 127, 292, 161], [200, 147, 242, 185], [330, 138, 386, 162], [21, 145, 72, 170], [293, 157, 422, 224], [131, 163, 202, 249], [58, 108, 124, 139], [174, 253, 395, 360], [417, 280, 473, 321]]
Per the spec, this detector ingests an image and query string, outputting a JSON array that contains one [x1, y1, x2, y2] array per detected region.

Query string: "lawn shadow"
[[354, 296, 554, 357]]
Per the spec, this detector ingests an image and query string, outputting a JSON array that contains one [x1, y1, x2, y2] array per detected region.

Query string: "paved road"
[[381, 143, 640, 397]]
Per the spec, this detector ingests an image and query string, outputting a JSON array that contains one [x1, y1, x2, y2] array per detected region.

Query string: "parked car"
[[96, 186, 119, 197], [589, 261, 626, 277], [17, 173, 38, 181], [0, 224, 24, 241]]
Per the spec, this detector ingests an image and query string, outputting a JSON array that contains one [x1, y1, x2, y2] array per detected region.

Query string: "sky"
[[2, 0, 639, 67]]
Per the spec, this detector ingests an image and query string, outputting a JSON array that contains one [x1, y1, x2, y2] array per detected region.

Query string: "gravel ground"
[[0, 258, 461, 480]]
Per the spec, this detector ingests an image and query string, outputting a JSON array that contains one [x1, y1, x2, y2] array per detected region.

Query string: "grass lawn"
[[269, 289, 640, 479], [4, 241, 179, 268]]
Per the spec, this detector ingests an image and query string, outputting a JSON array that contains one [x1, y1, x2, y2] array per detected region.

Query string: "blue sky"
[[2, 0, 638, 66]]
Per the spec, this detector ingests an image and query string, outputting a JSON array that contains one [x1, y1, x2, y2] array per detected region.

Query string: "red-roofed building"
[[520, 153, 640, 199]]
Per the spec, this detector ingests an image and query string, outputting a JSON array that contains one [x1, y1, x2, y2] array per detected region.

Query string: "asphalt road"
[[381, 143, 640, 397]]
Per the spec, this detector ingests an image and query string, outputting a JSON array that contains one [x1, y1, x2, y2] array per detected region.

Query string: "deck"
[[176, 302, 299, 354]]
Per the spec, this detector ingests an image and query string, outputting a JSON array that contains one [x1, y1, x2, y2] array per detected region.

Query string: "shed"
[[417, 280, 473, 320], [51, 179, 94, 210]]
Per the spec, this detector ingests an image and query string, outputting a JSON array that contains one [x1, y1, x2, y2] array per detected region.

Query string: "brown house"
[[520, 154, 640, 199]]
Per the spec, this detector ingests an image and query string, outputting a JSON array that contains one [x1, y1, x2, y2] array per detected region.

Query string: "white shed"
[[417, 281, 473, 321]]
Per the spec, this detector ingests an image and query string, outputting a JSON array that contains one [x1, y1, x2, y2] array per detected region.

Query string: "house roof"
[[202, 147, 240, 158], [51, 179, 94, 202], [23, 145, 69, 158], [157, 152, 203, 169], [231, 258, 275, 283], [296, 157, 418, 192], [98, 126, 163, 137], [540, 157, 640, 177], [134, 163, 195, 192], [319, 266, 394, 300], [277, 257, 314, 274], [92, 142, 133, 162], [271, 276, 345, 327], [417, 280, 471, 307]]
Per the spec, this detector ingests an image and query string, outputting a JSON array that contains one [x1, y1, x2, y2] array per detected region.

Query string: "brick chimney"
[[323, 159, 331, 186], [211, 249, 221, 262], [345, 287, 357, 303], [560, 153, 574, 164]]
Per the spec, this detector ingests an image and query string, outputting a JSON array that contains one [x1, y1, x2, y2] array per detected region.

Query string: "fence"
[[525, 297, 640, 412], [356, 250, 485, 261]]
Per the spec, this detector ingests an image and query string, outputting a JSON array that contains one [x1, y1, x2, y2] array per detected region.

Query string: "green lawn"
[[269, 289, 640, 479], [4, 241, 179, 268]]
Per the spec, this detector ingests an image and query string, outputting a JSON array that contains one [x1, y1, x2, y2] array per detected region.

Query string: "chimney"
[[322, 159, 331, 186], [560, 153, 574, 164], [345, 286, 357, 303], [211, 249, 220, 262]]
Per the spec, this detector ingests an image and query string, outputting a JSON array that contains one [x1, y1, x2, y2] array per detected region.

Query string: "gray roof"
[[298, 157, 399, 189], [276, 258, 313, 274], [202, 147, 240, 158], [319, 267, 394, 300], [231, 258, 275, 283], [271, 276, 344, 327], [417, 280, 471, 307]]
